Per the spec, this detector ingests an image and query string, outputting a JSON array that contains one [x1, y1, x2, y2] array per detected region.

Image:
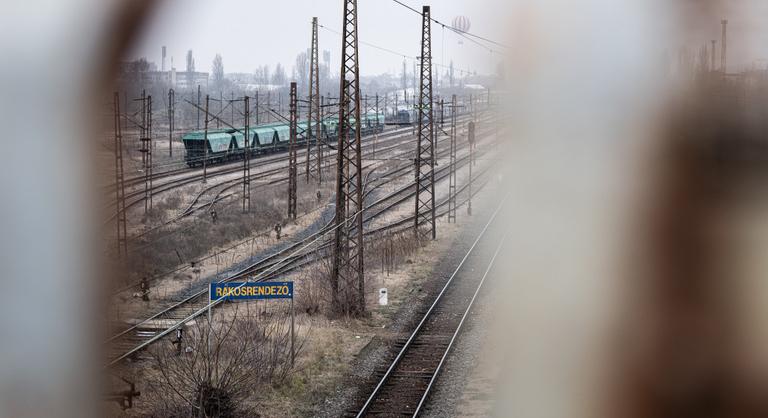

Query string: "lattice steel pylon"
[[138, 93, 153, 213], [414, 5, 435, 240], [306, 17, 322, 185], [448, 94, 457, 223], [288, 82, 298, 220], [113, 92, 128, 259], [243, 96, 251, 213], [331, 0, 365, 315], [168, 88, 175, 157]]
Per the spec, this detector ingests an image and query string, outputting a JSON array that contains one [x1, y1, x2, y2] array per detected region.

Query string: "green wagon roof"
[[181, 128, 230, 140], [273, 124, 290, 143], [207, 132, 234, 152], [182, 129, 233, 152], [252, 126, 277, 146]]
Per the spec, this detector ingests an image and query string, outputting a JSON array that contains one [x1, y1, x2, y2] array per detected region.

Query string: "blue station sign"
[[210, 281, 293, 301]]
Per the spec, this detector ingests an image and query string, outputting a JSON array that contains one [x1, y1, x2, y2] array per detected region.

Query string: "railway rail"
[[106, 122, 500, 367], [352, 196, 508, 417], [104, 123, 411, 221], [111, 122, 497, 296], [117, 113, 491, 245], [105, 113, 487, 243], [105, 112, 480, 214]]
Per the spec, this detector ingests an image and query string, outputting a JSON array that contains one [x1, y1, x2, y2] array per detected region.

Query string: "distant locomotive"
[[395, 109, 417, 125], [182, 113, 384, 167]]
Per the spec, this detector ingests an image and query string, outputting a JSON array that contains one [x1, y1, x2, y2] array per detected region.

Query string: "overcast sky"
[[127, 0, 768, 80], [127, 0, 510, 77]]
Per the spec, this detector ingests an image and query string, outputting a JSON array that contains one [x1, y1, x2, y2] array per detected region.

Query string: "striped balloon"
[[451, 15, 471, 33]]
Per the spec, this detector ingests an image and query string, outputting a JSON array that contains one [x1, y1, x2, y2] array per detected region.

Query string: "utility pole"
[[168, 88, 175, 157], [414, 5, 435, 240], [402, 59, 407, 97], [139, 90, 146, 167], [448, 94, 457, 224], [383, 93, 388, 122], [288, 82, 298, 220], [307, 17, 322, 185], [395, 93, 399, 116], [147, 96, 153, 212], [197, 85, 201, 130], [243, 95, 251, 213], [255, 91, 260, 125], [123, 92, 128, 143], [374, 93, 379, 159], [113, 92, 128, 258], [203, 95, 210, 183], [439, 97, 444, 130], [218, 91, 222, 129], [138, 93, 153, 213], [320, 95, 325, 171], [721, 19, 728, 73], [470, 94, 474, 122], [468, 120, 475, 216], [331, 0, 365, 315]]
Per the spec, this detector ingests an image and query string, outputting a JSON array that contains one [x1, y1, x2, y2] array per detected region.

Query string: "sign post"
[[210, 281, 295, 366]]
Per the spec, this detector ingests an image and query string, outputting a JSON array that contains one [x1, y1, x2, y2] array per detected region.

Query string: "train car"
[[182, 128, 241, 167], [364, 113, 385, 134], [272, 123, 290, 150], [395, 109, 417, 125], [251, 125, 279, 154], [322, 113, 384, 139], [182, 113, 385, 168]]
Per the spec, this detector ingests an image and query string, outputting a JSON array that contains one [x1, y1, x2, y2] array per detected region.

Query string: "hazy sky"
[[127, 0, 510, 77], [127, 0, 768, 80]]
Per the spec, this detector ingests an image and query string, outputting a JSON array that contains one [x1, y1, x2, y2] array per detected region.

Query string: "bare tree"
[[143, 306, 307, 417], [272, 63, 286, 87], [295, 51, 308, 92], [261, 65, 270, 85], [212, 54, 224, 87]]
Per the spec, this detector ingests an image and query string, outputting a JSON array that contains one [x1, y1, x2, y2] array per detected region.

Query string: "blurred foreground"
[[1, 0, 768, 417]]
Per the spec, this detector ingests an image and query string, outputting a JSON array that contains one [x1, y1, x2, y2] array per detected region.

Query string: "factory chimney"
[[720, 20, 728, 73], [161, 46, 167, 72]]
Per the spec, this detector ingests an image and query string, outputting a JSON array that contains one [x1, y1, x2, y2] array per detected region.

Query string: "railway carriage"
[[251, 125, 279, 151], [182, 113, 385, 167]]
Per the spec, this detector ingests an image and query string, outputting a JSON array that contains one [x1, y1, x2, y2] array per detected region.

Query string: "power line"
[[318, 24, 413, 60], [317, 24, 476, 77], [390, 0, 508, 53]]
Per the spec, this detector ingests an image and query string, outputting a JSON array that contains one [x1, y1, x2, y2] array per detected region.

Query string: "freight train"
[[182, 113, 385, 167]]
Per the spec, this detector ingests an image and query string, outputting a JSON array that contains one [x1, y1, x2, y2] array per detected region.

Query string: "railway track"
[[107, 167, 495, 367], [104, 113, 479, 217], [103, 125, 404, 222], [352, 195, 509, 418], [106, 123, 499, 367], [123, 125, 436, 241], [120, 113, 491, 244], [112, 122, 497, 296]]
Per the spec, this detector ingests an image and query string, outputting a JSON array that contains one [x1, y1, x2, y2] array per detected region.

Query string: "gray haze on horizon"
[[126, 0, 510, 78]]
